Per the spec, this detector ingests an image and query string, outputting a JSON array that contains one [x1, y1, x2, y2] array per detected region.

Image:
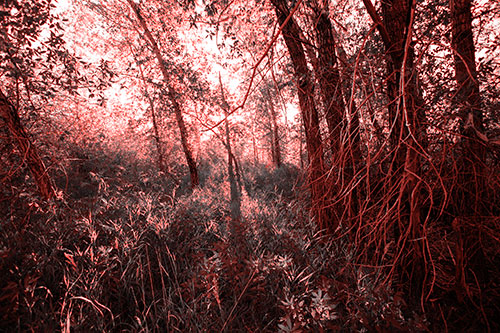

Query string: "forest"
[[1, 0, 499, 331]]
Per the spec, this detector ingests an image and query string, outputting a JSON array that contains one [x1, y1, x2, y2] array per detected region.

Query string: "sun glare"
[[54, 0, 71, 14]]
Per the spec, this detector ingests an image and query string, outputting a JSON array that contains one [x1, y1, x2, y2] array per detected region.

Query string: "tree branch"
[[361, 0, 392, 48]]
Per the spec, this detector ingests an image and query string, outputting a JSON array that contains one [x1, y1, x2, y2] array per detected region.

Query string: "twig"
[[219, 268, 257, 332]]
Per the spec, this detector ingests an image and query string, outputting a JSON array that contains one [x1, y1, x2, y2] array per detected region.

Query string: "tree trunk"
[[363, 0, 426, 300], [219, 76, 246, 253], [134, 55, 167, 174], [149, 95, 165, 171], [252, 119, 259, 165], [450, 0, 486, 215], [271, 0, 336, 233], [334, 40, 362, 171], [449, 0, 490, 305], [311, 0, 347, 158], [312, 0, 362, 220], [220, 78, 241, 223], [0, 90, 54, 199], [363, 0, 424, 207], [383, 0, 424, 272], [128, 0, 199, 188], [264, 88, 282, 168]]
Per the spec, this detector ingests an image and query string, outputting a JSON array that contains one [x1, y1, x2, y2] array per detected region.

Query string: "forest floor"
[[0, 151, 496, 332]]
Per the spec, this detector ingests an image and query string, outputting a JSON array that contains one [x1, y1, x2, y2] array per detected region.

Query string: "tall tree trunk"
[[449, 0, 490, 305], [127, 0, 199, 187], [311, 0, 348, 158], [299, 125, 305, 170], [335, 27, 384, 147], [334, 37, 363, 171], [271, 0, 337, 233], [364, 0, 425, 211], [381, 0, 424, 189], [0, 90, 54, 199], [383, 0, 423, 261], [251, 118, 259, 165], [148, 94, 166, 171], [382, 0, 414, 160], [311, 0, 362, 220], [363, 0, 426, 300], [450, 0, 486, 215], [224, 112, 241, 221]]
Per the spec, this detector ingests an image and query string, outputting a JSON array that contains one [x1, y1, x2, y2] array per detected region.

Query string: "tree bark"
[[450, 0, 484, 136], [311, 0, 347, 158], [148, 94, 165, 171], [363, 0, 425, 204], [363, 0, 426, 300], [450, 0, 486, 214], [0, 90, 54, 199], [449, 0, 489, 303], [251, 118, 259, 165], [271, 0, 336, 233], [127, 0, 199, 187], [311, 0, 362, 220]]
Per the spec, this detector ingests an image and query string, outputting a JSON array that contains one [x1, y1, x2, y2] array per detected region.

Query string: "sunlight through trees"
[[1, 0, 500, 331]]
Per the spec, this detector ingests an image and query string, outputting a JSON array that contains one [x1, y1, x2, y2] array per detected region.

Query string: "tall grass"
[[0, 154, 433, 332]]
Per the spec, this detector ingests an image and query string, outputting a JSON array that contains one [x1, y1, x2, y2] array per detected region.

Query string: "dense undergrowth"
[[0, 150, 419, 332], [1, 148, 499, 331]]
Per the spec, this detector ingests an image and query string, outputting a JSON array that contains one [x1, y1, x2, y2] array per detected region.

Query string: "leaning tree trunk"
[[0, 90, 54, 199], [450, 0, 486, 215], [271, 0, 337, 233], [128, 0, 199, 188]]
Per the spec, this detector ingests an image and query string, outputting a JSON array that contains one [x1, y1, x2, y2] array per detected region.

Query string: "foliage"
[[1, 152, 434, 332], [244, 162, 303, 200]]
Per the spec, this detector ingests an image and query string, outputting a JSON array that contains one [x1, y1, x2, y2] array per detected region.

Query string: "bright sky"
[[54, 0, 71, 14]]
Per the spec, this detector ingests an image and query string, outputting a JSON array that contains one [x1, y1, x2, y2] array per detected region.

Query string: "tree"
[[0, 0, 84, 199], [0, 90, 55, 199], [270, 0, 336, 233], [308, 0, 362, 220], [131, 49, 167, 175], [449, 0, 486, 214], [360, 0, 429, 302], [310, 0, 349, 159], [219, 75, 243, 239], [255, 81, 283, 169], [127, 0, 199, 187], [266, 88, 282, 168]]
